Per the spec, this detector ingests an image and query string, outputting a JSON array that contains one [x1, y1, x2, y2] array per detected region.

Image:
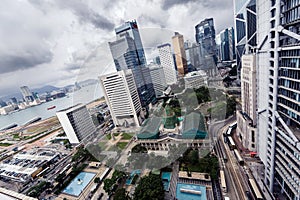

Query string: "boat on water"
[[47, 106, 56, 110]]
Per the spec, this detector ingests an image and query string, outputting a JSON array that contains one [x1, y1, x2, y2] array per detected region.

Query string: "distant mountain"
[[32, 85, 60, 94], [78, 79, 99, 87]]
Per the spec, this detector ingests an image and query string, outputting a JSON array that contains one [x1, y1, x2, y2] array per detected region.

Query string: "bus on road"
[[220, 170, 227, 193], [234, 149, 244, 165], [248, 178, 263, 200]]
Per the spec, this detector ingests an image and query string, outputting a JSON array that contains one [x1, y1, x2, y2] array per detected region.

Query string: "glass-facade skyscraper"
[[219, 27, 236, 61], [109, 20, 155, 107], [195, 18, 218, 76], [256, 0, 300, 199], [234, 0, 257, 78]]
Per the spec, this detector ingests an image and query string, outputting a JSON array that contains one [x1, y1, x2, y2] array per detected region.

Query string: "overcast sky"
[[0, 0, 234, 97]]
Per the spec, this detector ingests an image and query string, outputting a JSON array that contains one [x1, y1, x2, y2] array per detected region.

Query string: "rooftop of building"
[[56, 103, 84, 113], [182, 112, 207, 139], [157, 43, 171, 48], [184, 70, 207, 78], [137, 116, 163, 139]]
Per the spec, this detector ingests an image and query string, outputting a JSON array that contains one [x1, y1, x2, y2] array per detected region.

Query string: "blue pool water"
[[161, 172, 172, 191], [176, 183, 206, 200], [62, 172, 96, 196], [126, 169, 141, 185]]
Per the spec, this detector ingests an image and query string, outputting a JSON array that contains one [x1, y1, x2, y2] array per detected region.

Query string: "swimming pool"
[[62, 172, 96, 197], [161, 172, 171, 191], [176, 183, 206, 200], [125, 169, 141, 185]]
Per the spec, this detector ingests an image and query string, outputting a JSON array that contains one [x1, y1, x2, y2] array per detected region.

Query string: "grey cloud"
[[162, 0, 232, 10], [54, 0, 114, 31], [0, 50, 53, 74], [161, 0, 196, 10]]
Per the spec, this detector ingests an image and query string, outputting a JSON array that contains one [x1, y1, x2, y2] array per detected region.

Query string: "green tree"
[[133, 174, 164, 200], [94, 177, 100, 183], [188, 150, 199, 165], [114, 188, 130, 200], [103, 178, 115, 195]]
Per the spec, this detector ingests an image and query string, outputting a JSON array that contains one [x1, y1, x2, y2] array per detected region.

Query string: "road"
[[211, 117, 250, 200]]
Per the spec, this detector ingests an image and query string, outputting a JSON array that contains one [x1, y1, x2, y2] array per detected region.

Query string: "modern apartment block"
[[157, 43, 177, 85], [99, 70, 142, 127], [147, 64, 167, 98], [236, 54, 257, 151], [172, 32, 188, 76], [233, 0, 257, 78], [256, 0, 300, 199], [109, 20, 155, 107], [56, 104, 96, 144]]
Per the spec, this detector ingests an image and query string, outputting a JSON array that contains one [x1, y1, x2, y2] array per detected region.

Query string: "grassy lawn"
[[0, 143, 12, 147], [108, 145, 119, 152], [106, 134, 112, 140], [99, 142, 107, 150], [121, 133, 134, 140], [117, 142, 128, 149]]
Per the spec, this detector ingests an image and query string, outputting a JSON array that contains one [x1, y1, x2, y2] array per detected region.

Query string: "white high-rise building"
[[99, 70, 142, 127], [147, 64, 167, 97], [56, 104, 96, 144], [236, 54, 257, 151], [256, 0, 300, 199], [157, 43, 177, 85]]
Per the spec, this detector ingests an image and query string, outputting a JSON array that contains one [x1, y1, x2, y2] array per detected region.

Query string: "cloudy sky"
[[0, 0, 233, 97]]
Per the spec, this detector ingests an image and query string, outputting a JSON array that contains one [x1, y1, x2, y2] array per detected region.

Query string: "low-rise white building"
[[184, 70, 208, 89]]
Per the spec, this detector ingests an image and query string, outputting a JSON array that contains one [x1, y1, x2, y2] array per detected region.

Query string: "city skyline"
[[0, 0, 234, 97]]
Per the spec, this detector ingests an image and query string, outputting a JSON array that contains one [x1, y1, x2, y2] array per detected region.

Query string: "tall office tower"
[[115, 20, 146, 67], [195, 18, 218, 76], [0, 99, 7, 107], [147, 64, 167, 98], [172, 32, 188, 76], [185, 42, 201, 71], [109, 21, 155, 107], [158, 43, 177, 85], [99, 70, 142, 127], [219, 27, 236, 61], [9, 98, 18, 105], [56, 104, 96, 144], [236, 54, 257, 151], [233, 0, 257, 78], [20, 86, 34, 103], [256, 0, 300, 199]]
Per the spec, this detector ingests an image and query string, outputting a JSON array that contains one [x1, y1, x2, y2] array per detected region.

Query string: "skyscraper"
[[158, 43, 177, 85], [233, 0, 257, 78], [56, 104, 96, 144], [115, 20, 146, 67], [219, 27, 236, 61], [147, 64, 167, 97], [256, 0, 300, 199], [236, 54, 257, 151], [195, 18, 218, 76], [99, 70, 142, 127], [20, 86, 34, 103], [109, 20, 155, 107], [172, 32, 188, 76]]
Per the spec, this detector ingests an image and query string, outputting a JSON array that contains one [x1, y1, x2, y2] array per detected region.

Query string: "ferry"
[[47, 106, 56, 110]]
